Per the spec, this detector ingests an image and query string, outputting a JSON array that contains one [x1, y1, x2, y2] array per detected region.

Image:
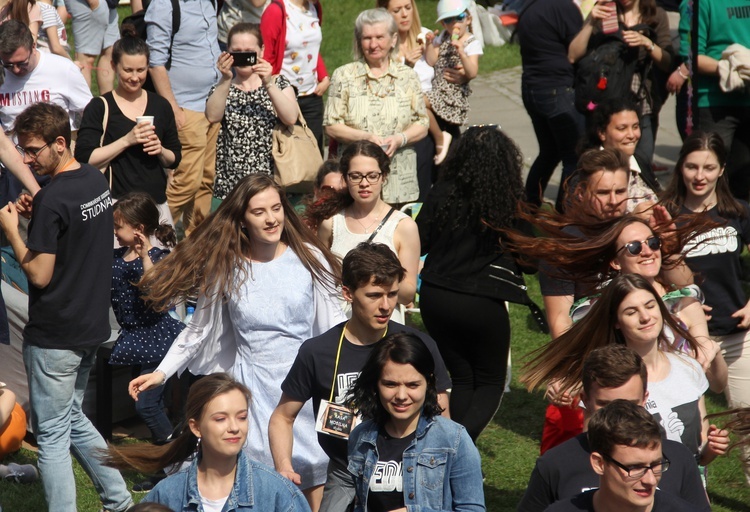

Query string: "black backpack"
[[120, 0, 181, 92], [574, 34, 641, 114]]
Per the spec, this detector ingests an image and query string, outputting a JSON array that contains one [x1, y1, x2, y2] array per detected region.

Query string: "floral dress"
[[211, 75, 292, 199]]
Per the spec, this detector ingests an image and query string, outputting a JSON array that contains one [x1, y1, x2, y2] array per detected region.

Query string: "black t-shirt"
[[282, 320, 452, 465], [517, 433, 710, 512], [545, 488, 705, 512], [24, 164, 114, 349], [517, 0, 583, 89], [366, 429, 415, 512], [681, 203, 750, 335], [75, 91, 181, 203]]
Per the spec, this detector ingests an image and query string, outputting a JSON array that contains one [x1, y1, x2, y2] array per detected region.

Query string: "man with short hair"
[[270, 242, 451, 512], [546, 400, 703, 511], [518, 345, 710, 511], [0, 20, 92, 131], [0, 103, 131, 512]]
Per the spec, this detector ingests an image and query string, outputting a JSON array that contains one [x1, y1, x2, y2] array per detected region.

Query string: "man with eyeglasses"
[[546, 400, 704, 511], [0, 20, 91, 132], [518, 345, 711, 512], [0, 103, 132, 512]]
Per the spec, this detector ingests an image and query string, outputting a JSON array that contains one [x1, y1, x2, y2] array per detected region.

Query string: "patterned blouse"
[[210, 74, 292, 200], [324, 60, 429, 204]]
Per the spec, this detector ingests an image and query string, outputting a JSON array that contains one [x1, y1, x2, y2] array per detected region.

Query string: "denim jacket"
[[347, 414, 485, 512], [144, 451, 311, 512]]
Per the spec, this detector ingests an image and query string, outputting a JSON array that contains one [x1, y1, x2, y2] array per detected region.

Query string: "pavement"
[[467, 65, 684, 202]]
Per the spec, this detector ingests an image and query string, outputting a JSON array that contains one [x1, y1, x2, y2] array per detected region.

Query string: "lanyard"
[[328, 322, 388, 402]]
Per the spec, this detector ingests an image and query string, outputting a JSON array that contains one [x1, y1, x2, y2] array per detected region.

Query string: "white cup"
[[136, 116, 154, 126]]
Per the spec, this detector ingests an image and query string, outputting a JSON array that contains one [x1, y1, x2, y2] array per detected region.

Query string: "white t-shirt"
[[412, 27, 435, 93], [645, 352, 708, 455], [0, 51, 92, 130], [281, 0, 322, 94], [200, 495, 228, 512]]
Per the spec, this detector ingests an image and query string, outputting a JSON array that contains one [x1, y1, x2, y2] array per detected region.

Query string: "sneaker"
[[2, 463, 39, 483]]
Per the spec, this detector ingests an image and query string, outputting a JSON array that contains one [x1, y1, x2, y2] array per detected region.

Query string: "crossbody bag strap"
[[366, 207, 395, 244]]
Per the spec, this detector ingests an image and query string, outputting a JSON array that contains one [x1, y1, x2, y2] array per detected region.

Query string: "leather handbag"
[[272, 107, 322, 194]]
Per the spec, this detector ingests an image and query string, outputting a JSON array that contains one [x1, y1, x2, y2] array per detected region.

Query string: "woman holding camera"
[[206, 22, 299, 201]]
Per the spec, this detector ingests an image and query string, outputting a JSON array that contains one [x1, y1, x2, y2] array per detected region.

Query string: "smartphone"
[[230, 52, 257, 67], [601, 1, 619, 34]]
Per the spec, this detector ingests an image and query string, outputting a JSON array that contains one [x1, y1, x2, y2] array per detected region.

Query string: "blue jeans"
[[521, 85, 584, 210], [23, 343, 132, 512], [135, 361, 173, 443]]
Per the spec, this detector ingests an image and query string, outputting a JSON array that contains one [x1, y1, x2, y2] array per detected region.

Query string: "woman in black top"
[[75, 25, 181, 211], [416, 126, 532, 442]]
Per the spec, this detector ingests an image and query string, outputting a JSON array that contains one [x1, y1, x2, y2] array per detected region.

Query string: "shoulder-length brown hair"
[[520, 274, 698, 393], [140, 175, 341, 310]]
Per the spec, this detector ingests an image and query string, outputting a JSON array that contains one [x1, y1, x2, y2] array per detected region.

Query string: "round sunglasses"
[[618, 236, 662, 256]]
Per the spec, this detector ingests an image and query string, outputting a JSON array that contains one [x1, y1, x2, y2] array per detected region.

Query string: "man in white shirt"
[[0, 20, 92, 132]]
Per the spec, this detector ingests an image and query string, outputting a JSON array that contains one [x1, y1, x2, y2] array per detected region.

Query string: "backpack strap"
[[165, 0, 181, 69]]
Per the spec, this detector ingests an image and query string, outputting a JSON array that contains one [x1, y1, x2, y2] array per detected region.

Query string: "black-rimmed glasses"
[[347, 172, 382, 184], [602, 453, 670, 479], [15, 143, 49, 160], [618, 236, 661, 256]]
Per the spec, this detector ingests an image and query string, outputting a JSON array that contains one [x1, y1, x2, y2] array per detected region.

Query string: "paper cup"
[[136, 116, 154, 126]]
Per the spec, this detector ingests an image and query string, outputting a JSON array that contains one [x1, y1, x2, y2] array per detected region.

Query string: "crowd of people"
[[0, 0, 749, 511]]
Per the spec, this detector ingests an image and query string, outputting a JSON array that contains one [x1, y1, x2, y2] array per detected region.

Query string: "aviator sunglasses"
[[618, 236, 661, 256]]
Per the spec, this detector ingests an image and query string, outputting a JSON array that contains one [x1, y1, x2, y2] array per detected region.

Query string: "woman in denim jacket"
[[346, 332, 485, 512], [104, 374, 311, 512]]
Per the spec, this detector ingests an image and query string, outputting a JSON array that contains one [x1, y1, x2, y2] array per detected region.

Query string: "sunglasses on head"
[[619, 236, 661, 256], [443, 11, 468, 23]]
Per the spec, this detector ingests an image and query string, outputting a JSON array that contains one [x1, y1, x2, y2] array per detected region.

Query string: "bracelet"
[[647, 41, 655, 52], [399, 132, 408, 147], [677, 66, 689, 80]]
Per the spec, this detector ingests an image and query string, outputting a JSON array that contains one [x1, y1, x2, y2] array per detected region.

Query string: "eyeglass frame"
[[601, 452, 670, 479], [618, 236, 662, 256], [15, 142, 50, 160], [442, 11, 468, 24], [0, 50, 32, 70], [346, 172, 383, 184]]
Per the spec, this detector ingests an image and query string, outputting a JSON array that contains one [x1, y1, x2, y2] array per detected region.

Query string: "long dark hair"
[[431, 126, 524, 241], [102, 374, 251, 474], [659, 131, 745, 219], [346, 332, 443, 425], [520, 274, 698, 393], [140, 174, 341, 310]]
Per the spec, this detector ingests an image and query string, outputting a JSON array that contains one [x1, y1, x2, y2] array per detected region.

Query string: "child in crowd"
[[424, 0, 481, 164], [111, 192, 184, 445]]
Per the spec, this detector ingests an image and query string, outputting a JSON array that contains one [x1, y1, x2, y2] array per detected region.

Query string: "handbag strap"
[[366, 207, 395, 244], [98, 96, 111, 189]]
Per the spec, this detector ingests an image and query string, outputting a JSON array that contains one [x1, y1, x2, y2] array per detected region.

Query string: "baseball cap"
[[436, 0, 471, 22]]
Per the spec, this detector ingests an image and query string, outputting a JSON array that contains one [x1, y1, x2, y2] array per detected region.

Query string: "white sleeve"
[[463, 37, 484, 56], [64, 59, 93, 129]]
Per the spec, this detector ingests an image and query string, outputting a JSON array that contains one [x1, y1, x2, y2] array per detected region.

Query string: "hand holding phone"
[[601, 1, 619, 34], [229, 51, 257, 67]]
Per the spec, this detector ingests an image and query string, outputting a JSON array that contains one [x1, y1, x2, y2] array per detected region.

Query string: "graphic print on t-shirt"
[[370, 460, 403, 493], [335, 371, 360, 403], [646, 399, 700, 449], [683, 226, 739, 257]]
